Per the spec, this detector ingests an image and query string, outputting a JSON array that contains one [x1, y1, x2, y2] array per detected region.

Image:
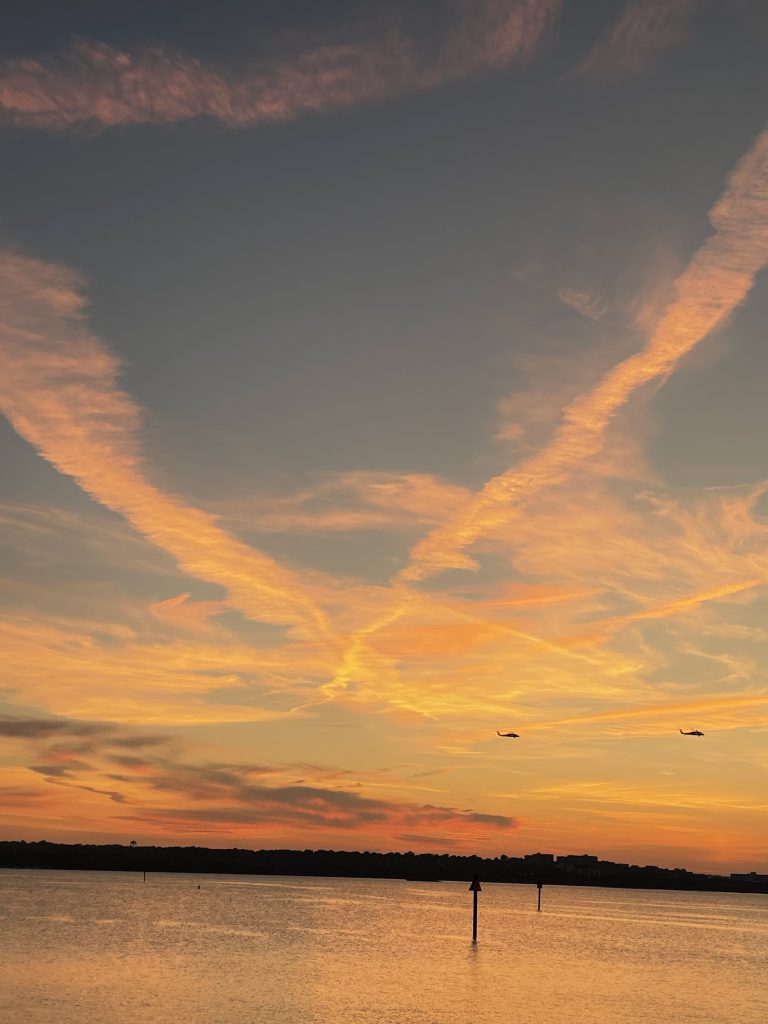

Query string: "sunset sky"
[[2, 0, 768, 873]]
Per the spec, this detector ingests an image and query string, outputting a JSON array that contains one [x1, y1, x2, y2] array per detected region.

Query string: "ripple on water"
[[0, 872, 766, 1024]]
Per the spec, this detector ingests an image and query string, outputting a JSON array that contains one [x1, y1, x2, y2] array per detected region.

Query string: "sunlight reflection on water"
[[1, 870, 766, 1024]]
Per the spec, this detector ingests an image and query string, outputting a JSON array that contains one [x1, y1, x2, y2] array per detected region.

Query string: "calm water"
[[1, 870, 767, 1024]]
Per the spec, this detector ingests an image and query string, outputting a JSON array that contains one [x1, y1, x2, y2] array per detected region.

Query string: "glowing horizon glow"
[[2, 0, 768, 874]]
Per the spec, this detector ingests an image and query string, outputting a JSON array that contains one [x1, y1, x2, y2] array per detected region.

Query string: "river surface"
[[1, 869, 766, 1023]]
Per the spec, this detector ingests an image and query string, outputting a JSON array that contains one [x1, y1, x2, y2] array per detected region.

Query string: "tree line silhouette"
[[1, 840, 766, 894]]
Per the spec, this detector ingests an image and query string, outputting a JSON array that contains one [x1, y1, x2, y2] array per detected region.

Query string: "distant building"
[[731, 871, 768, 883], [600, 861, 630, 876], [556, 854, 600, 877], [523, 852, 555, 866]]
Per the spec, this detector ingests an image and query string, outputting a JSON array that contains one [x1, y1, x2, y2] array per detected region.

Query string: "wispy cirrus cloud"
[[335, 469, 768, 720], [531, 691, 768, 735], [149, 592, 229, 633], [0, 0, 559, 132], [0, 251, 335, 648], [322, 127, 768, 712], [0, 608, 333, 722], [576, 0, 700, 80], [556, 287, 609, 322], [215, 472, 472, 535], [401, 125, 768, 581]]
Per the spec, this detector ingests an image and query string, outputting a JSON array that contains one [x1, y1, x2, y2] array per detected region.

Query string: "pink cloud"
[[149, 593, 229, 632], [0, 1, 559, 131], [577, 0, 700, 80]]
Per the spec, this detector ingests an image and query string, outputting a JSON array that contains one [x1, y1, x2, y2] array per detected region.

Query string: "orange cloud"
[[577, 0, 700, 80], [0, 251, 336, 649], [149, 593, 229, 633], [318, 460, 768, 720], [401, 125, 768, 581], [322, 127, 768, 712], [532, 691, 768, 734], [0, 1, 559, 131], [0, 608, 336, 722], [500, 479, 768, 595], [0, 719, 517, 850], [611, 579, 761, 625], [216, 472, 472, 535]]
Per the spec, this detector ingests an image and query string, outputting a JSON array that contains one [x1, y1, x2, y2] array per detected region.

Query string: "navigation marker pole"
[[536, 880, 542, 912], [469, 874, 482, 942]]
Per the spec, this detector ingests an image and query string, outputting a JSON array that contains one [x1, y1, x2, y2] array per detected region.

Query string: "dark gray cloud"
[[115, 778, 517, 834], [4, 714, 172, 807], [0, 713, 170, 751], [0, 716, 106, 739], [28, 763, 79, 778], [110, 755, 151, 769], [107, 735, 171, 749], [7, 712, 517, 839], [461, 810, 514, 827], [75, 783, 126, 804]]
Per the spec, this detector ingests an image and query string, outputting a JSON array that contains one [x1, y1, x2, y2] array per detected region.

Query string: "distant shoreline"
[[2, 840, 766, 896]]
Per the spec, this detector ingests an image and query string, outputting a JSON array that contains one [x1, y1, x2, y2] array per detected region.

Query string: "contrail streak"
[[326, 125, 768, 697], [402, 126, 768, 582], [0, 251, 336, 648]]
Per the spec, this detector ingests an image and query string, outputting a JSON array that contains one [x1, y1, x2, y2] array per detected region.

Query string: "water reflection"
[[0, 870, 766, 1024]]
